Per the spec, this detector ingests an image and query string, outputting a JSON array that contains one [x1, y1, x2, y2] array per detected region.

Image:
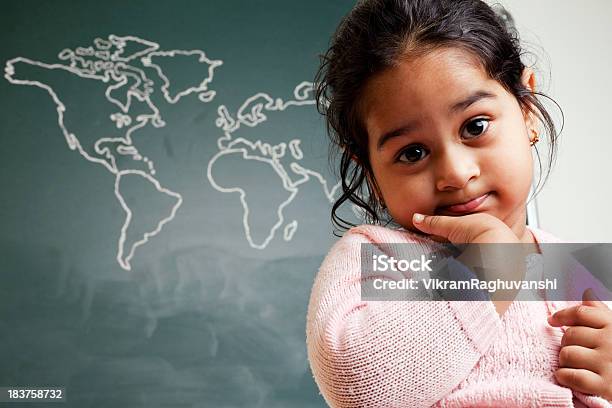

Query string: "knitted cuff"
[[537, 384, 576, 407]]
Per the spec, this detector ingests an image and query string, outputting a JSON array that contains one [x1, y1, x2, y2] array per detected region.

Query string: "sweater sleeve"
[[306, 228, 503, 408]]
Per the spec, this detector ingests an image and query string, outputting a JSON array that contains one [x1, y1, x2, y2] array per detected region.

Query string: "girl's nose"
[[434, 146, 480, 191]]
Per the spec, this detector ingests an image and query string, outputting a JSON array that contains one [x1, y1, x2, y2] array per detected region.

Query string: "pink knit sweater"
[[306, 224, 612, 407]]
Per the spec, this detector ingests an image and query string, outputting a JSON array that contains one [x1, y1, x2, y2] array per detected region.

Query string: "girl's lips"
[[438, 192, 490, 214]]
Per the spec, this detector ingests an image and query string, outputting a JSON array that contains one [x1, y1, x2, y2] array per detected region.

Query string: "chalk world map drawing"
[[4, 34, 342, 270]]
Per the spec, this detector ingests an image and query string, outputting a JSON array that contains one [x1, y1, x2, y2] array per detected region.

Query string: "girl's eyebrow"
[[449, 90, 497, 115], [376, 90, 497, 151]]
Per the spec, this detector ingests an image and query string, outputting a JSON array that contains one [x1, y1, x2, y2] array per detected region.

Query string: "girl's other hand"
[[548, 288, 612, 401], [412, 212, 520, 244]]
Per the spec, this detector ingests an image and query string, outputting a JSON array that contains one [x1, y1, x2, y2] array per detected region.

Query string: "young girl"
[[305, 0, 612, 407]]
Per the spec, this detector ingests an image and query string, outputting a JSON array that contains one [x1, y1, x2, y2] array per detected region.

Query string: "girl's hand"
[[412, 212, 528, 316], [548, 288, 612, 400], [412, 212, 520, 244]]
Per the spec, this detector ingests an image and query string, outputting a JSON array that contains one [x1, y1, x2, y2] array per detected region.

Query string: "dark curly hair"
[[315, 0, 563, 237]]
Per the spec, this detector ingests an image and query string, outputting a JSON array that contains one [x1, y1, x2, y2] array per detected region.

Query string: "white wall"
[[491, 0, 612, 242]]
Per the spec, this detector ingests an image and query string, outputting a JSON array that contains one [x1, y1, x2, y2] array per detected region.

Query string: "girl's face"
[[361, 47, 538, 242]]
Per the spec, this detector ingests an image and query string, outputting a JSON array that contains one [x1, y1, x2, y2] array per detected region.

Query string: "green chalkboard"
[[0, 1, 359, 406]]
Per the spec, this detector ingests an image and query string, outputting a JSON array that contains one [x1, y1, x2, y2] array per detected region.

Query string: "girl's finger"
[[560, 326, 603, 349], [554, 368, 605, 396], [412, 213, 465, 242], [582, 288, 610, 309], [558, 345, 602, 373], [548, 305, 610, 329]]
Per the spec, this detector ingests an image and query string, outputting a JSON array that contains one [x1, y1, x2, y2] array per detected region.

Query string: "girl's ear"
[[520, 67, 538, 130], [521, 67, 536, 93]]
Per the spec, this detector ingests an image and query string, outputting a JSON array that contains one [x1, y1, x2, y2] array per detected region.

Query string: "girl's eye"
[[397, 144, 428, 163], [462, 118, 490, 139]]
